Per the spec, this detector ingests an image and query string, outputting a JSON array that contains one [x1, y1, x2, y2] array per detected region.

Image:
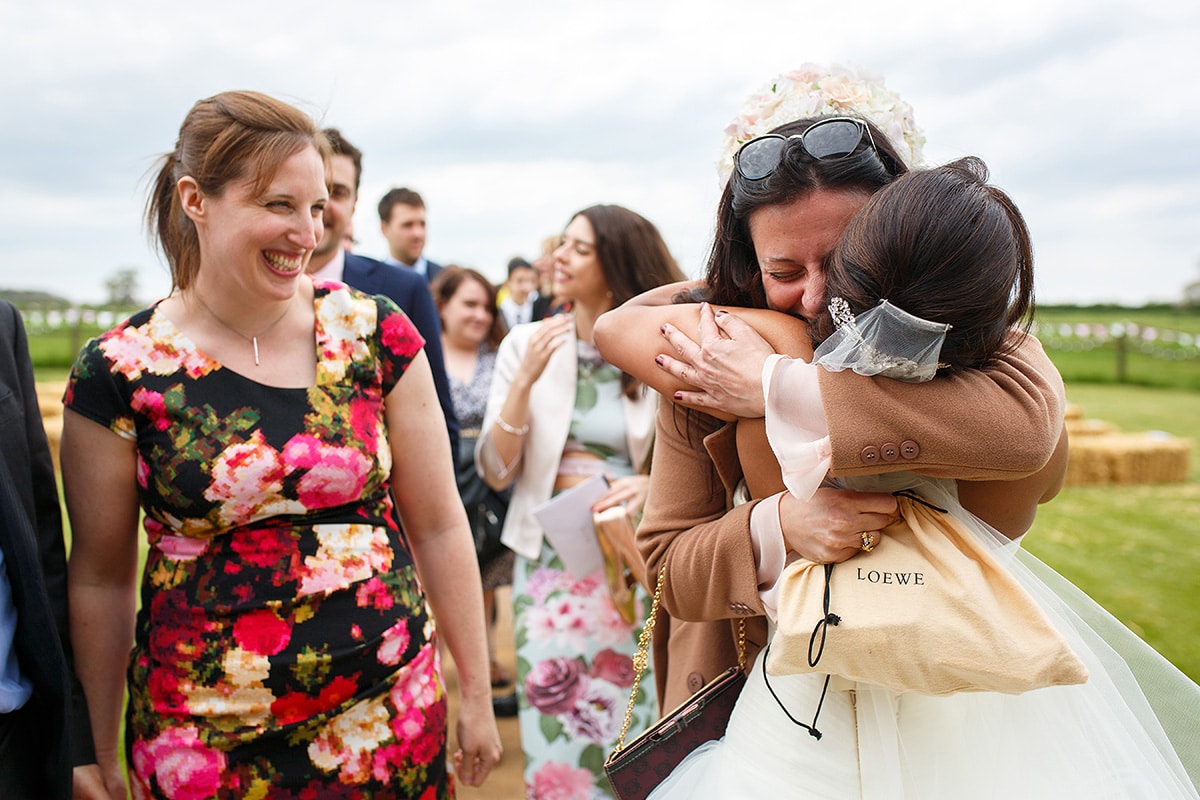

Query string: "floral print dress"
[[516, 344, 657, 800], [65, 283, 454, 799]]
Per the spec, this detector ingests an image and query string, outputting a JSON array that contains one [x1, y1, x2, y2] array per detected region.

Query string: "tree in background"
[[104, 267, 140, 307], [1184, 259, 1200, 308]]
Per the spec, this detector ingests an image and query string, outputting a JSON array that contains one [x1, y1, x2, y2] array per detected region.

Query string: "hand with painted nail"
[[657, 302, 778, 418]]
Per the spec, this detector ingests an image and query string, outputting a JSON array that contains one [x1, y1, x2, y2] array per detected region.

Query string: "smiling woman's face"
[[552, 215, 609, 308], [187, 145, 328, 301], [441, 276, 495, 347], [749, 187, 869, 321]]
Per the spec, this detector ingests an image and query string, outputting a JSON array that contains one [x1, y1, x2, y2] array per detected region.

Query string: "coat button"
[[900, 440, 920, 459], [687, 672, 705, 692], [881, 442, 899, 462], [861, 445, 880, 464]]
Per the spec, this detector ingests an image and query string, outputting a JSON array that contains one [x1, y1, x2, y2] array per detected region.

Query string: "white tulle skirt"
[[648, 475, 1200, 800]]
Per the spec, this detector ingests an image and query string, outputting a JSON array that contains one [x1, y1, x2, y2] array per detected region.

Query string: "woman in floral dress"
[[60, 91, 500, 799], [476, 205, 686, 799]]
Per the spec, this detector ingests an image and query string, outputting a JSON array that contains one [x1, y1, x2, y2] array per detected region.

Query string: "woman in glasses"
[[476, 205, 686, 798], [657, 153, 1200, 796], [598, 127, 1199, 795], [596, 113, 1067, 716]]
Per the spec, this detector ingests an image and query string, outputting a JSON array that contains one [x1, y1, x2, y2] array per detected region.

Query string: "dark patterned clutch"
[[603, 566, 748, 800], [604, 666, 746, 800]]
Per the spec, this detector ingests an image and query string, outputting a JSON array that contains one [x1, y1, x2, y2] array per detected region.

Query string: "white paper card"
[[531, 474, 607, 579]]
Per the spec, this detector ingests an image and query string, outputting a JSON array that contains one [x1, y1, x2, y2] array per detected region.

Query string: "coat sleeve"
[[821, 330, 1065, 480], [636, 400, 765, 623]]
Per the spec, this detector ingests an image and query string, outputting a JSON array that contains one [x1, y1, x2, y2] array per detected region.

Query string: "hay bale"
[[1065, 418, 1119, 437], [1065, 432, 1191, 486]]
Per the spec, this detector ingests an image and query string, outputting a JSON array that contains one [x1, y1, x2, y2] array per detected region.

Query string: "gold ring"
[[860, 531, 875, 552]]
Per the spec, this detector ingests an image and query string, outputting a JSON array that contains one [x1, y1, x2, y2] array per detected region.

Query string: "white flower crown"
[[717, 63, 926, 183]]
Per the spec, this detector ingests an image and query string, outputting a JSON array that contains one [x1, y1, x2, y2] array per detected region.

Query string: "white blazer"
[[476, 319, 657, 560]]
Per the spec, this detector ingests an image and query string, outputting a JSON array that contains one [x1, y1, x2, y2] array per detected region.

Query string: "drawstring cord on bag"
[[809, 562, 840, 667], [762, 642, 829, 740], [893, 489, 947, 514], [761, 490, 947, 741], [762, 561, 838, 740]]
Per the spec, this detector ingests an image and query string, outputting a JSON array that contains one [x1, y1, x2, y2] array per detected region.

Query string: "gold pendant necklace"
[[192, 293, 295, 366]]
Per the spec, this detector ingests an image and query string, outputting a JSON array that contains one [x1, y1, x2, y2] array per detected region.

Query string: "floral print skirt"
[[125, 524, 453, 800], [514, 543, 657, 800]]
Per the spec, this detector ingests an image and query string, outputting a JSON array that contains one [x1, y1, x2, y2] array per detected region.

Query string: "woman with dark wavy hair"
[[600, 139, 1199, 796]]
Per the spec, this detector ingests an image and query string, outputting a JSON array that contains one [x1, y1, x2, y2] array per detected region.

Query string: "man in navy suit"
[[378, 187, 444, 284], [0, 300, 103, 799], [307, 130, 459, 458]]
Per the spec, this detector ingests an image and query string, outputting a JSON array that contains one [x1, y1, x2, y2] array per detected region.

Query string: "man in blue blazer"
[[306, 130, 459, 458], [0, 300, 101, 799]]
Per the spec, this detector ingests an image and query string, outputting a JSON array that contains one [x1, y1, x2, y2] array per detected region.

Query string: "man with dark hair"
[[378, 187, 444, 283], [308, 129, 459, 457], [498, 256, 540, 329], [0, 300, 103, 799]]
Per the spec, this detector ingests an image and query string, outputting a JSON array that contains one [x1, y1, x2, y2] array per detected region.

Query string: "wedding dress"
[[649, 304, 1199, 799], [648, 472, 1200, 799]]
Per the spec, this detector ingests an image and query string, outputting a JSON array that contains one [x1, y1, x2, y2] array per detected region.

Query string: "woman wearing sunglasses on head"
[[639, 156, 1200, 798], [595, 77, 1199, 794], [596, 109, 1067, 715]]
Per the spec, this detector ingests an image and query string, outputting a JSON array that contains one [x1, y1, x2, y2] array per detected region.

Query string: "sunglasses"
[[734, 117, 894, 181]]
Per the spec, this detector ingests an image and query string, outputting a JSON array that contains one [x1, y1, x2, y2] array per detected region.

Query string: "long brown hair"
[[814, 156, 1035, 369], [146, 91, 331, 291], [570, 204, 687, 398]]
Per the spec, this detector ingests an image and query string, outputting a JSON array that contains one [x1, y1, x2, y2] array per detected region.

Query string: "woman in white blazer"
[[477, 204, 685, 798]]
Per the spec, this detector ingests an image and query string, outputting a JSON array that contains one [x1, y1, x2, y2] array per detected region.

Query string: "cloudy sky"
[[2, 0, 1196, 307]]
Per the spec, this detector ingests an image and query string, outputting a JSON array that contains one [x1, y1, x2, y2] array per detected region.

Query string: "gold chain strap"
[[736, 616, 747, 669], [611, 567, 750, 754], [612, 565, 664, 754]]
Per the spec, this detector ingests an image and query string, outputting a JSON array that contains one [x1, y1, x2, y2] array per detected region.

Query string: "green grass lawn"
[[1023, 382, 1199, 681]]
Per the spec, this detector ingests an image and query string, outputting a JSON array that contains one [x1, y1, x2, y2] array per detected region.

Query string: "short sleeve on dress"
[[374, 295, 425, 396], [63, 332, 136, 441]]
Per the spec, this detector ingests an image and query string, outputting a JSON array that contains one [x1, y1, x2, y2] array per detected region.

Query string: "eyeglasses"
[[734, 117, 893, 181]]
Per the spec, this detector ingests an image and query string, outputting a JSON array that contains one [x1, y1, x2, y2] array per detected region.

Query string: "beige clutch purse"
[[593, 505, 647, 624]]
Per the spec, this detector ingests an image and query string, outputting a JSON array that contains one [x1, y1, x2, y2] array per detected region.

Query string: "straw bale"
[[1065, 418, 1119, 437], [1065, 433, 1191, 486]]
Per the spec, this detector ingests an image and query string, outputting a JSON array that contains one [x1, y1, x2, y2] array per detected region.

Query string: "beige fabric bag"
[[766, 491, 1088, 696]]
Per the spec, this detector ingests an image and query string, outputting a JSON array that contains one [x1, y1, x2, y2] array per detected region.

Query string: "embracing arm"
[[639, 400, 897, 622], [956, 427, 1070, 537], [595, 303, 808, 422], [819, 330, 1064, 480], [386, 353, 501, 786], [61, 411, 139, 800], [611, 300, 1065, 481]]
